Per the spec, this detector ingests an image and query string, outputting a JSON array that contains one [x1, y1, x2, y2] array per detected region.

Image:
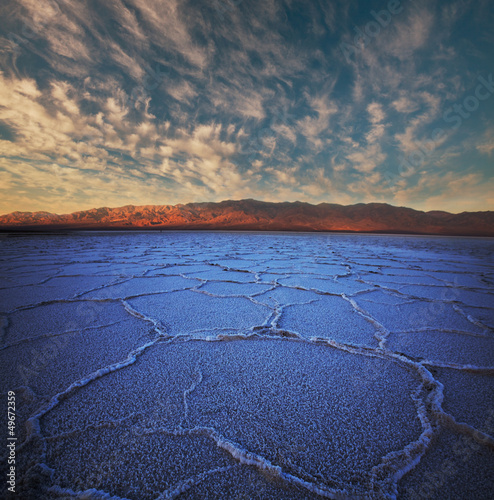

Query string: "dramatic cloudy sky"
[[0, 0, 493, 214]]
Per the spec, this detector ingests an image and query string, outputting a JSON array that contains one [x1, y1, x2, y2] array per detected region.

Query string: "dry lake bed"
[[0, 231, 493, 499]]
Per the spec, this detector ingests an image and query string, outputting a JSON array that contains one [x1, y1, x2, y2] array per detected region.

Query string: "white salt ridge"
[[0, 319, 124, 351], [157, 466, 235, 500], [452, 303, 493, 331], [20, 330, 169, 454], [48, 485, 131, 499], [139, 426, 354, 499], [179, 368, 203, 429], [422, 360, 494, 373], [341, 294, 389, 348], [194, 281, 275, 298], [438, 412, 494, 450], [121, 299, 168, 337]]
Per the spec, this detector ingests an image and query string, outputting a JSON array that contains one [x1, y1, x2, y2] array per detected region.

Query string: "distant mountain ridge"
[[1, 200, 493, 236]]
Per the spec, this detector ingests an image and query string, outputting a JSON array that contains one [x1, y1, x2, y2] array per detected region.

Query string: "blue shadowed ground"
[[0, 232, 493, 499]]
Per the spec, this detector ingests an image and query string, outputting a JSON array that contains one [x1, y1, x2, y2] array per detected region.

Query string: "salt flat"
[[0, 231, 493, 499]]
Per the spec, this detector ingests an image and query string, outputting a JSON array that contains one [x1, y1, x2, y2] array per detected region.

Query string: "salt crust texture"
[[0, 232, 493, 499]]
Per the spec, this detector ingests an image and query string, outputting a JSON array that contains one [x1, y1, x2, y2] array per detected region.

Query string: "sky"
[[0, 0, 493, 215]]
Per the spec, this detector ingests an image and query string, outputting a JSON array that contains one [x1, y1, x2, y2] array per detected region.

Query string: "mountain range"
[[1, 200, 493, 236]]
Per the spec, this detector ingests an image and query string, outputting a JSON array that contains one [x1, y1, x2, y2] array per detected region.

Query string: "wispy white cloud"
[[392, 96, 419, 114], [346, 143, 386, 173], [385, 6, 434, 60], [367, 102, 385, 124], [297, 93, 338, 150], [394, 92, 442, 155]]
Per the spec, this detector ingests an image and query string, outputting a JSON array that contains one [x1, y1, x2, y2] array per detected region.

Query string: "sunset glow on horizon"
[[1, 0, 493, 215]]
